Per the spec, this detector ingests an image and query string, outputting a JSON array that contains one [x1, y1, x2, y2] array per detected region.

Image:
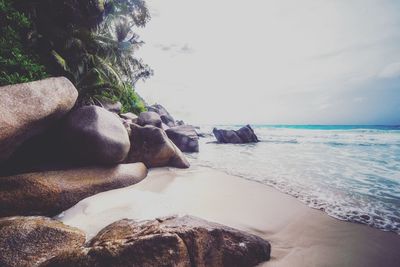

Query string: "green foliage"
[[98, 83, 146, 114], [119, 84, 146, 114], [12, 0, 152, 111], [3, 0, 151, 111], [79, 81, 146, 114], [0, 0, 48, 86]]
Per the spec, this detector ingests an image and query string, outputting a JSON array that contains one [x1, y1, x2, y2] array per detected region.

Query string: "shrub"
[[0, 0, 48, 86], [79, 81, 146, 114]]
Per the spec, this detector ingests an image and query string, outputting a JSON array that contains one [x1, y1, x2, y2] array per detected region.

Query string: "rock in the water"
[[0, 163, 147, 217], [0, 77, 78, 163], [137, 111, 162, 128], [166, 125, 199, 153], [147, 104, 176, 127], [213, 125, 259, 144], [213, 128, 242, 144], [236, 125, 259, 143], [0, 216, 85, 267], [64, 105, 130, 164], [126, 124, 190, 168], [42, 215, 271, 267]]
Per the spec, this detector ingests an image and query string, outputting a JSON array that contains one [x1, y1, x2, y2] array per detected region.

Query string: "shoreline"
[[59, 166, 400, 267]]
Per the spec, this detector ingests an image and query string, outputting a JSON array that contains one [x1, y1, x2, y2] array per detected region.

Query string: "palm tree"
[[17, 0, 152, 113]]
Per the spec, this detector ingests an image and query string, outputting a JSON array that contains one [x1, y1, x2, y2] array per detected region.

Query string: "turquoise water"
[[189, 125, 400, 233], [232, 125, 400, 131]]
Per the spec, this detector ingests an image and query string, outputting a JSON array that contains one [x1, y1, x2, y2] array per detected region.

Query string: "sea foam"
[[188, 125, 400, 233]]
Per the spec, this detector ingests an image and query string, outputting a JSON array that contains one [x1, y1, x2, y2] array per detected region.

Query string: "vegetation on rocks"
[[0, 0, 151, 114], [0, 0, 48, 85]]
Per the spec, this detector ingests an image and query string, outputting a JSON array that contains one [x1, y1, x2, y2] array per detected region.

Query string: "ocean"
[[188, 125, 400, 233]]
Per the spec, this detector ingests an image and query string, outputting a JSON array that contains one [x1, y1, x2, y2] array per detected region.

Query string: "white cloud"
[[378, 62, 400, 78], [136, 0, 400, 124]]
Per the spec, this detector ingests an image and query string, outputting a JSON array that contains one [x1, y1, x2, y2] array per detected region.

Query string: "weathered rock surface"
[[0, 124, 67, 176], [166, 125, 199, 152], [0, 216, 85, 267], [148, 104, 176, 127], [137, 111, 162, 128], [120, 112, 139, 136], [161, 122, 171, 131], [126, 124, 190, 168], [42, 215, 271, 267], [213, 128, 242, 144], [0, 163, 147, 217], [64, 105, 130, 164], [0, 77, 78, 163], [213, 125, 259, 144]]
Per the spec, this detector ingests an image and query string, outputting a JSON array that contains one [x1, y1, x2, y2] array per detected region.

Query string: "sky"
[[136, 0, 400, 125]]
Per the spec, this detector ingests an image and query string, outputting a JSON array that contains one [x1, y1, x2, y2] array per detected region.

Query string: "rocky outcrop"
[[126, 124, 190, 168], [0, 77, 78, 163], [120, 112, 138, 136], [42, 215, 271, 267], [0, 216, 85, 267], [64, 106, 130, 164], [137, 111, 162, 128], [148, 104, 176, 127], [0, 163, 147, 217], [213, 125, 259, 144], [166, 125, 199, 152]]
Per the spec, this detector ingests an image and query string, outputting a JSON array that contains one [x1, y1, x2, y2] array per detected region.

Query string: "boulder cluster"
[[213, 125, 259, 144], [0, 215, 271, 267], [0, 77, 269, 266]]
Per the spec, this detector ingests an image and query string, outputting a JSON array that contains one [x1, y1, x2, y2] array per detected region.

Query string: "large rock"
[[120, 112, 139, 136], [236, 125, 259, 143], [213, 128, 242, 144], [0, 77, 78, 163], [42, 215, 271, 267], [213, 125, 259, 144], [64, 105, 130, 164], [0, 126, 71, 176], [166, 125, 199, 153], [137, 111, 162, 128], [0, 163, 147, 217], [126, 124, 190, 168], [148, 104, 176, 127], [0, 216, 85, 267]]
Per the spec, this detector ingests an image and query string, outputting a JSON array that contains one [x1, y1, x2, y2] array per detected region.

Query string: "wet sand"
[[58, 167, 400, 267]]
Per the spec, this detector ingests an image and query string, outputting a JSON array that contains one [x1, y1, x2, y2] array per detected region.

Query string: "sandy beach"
[[59, 167, 400, 267]]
